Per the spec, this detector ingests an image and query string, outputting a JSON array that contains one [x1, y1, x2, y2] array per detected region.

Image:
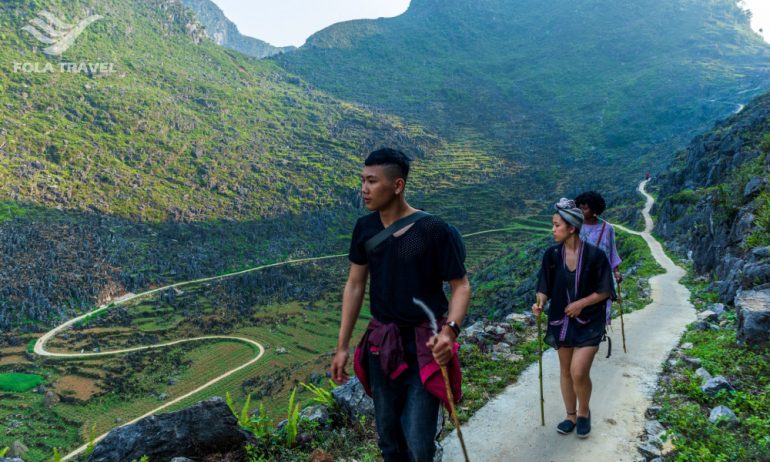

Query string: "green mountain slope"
[[277, 0, 770, 175], [179, 0, 294, 58], [0, 0, 494, 222]]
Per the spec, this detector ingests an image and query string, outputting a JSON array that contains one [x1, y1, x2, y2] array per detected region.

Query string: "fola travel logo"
[[14, 10, 115, 74]]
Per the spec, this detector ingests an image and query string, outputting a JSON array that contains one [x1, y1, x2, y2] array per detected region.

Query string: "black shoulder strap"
[[364, 211, 430, 255]]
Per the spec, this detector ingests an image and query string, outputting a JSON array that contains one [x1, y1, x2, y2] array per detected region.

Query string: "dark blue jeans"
[[368, 351, 441, 462]]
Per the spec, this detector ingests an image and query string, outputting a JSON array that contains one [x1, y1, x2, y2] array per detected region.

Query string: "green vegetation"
[[0, 372, 43, 392], [655, 278, 770, 461], [278, 0, 770, 195]]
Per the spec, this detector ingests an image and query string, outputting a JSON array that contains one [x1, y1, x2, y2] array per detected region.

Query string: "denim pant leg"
[[401, 364, 440, 462], [368, 352, 440, 462], [369, 351, 409, 461]]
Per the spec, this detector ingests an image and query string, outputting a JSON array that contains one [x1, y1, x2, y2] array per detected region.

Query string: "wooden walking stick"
[[536, 306, 545, 426], [414, 298, 470, 462], [617, 281, 627, 353]]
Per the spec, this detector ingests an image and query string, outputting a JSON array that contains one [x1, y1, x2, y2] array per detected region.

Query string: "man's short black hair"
[[365, 148, 411, 181], [575, 191, 607, 215]]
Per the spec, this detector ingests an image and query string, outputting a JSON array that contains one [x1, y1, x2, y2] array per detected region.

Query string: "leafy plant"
[[84, 423, 97, 458], [300, 380, 337, 407], [248, 402, 275, 440], [0, 447, 8, 457], [52, 448, 62, 462], [285, 388, 301, 448]]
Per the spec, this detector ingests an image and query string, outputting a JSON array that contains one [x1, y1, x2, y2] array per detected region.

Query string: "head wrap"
[[554, 198, 584, 229]]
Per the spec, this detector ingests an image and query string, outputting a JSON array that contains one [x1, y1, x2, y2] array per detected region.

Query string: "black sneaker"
[[576, 412, 591, 438], [556, 419, 576, 434]]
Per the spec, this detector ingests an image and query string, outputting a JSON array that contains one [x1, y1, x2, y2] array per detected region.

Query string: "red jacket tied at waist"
[[353, 317, 463, 410]]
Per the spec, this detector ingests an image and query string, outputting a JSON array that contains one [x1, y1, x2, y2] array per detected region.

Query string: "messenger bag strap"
[[364, 211, 430, 255]]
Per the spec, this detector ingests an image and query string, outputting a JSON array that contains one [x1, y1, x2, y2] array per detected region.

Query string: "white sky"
[[740, 0, 770, 43], [210, 1, 770, 47], [210, 0, 411, 47]]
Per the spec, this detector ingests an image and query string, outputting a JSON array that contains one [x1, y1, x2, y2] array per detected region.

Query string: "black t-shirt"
[[348, 211, 466, 325]]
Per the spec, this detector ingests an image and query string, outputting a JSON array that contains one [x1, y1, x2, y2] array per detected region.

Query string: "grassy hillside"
[[277, 0, 770, 186]]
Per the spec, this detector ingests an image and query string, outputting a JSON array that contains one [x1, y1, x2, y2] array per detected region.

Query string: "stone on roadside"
[[709, 303, 726, 316], [275, 347, 288, 354], [644, 420, 666, 442], [0, 458, 25, 462], [681, 356, 702, 368], [735, 289, 770, 346], [708, 405, 738, 426], [492, 342, 512, 354], [637, 441, 661, 459], [697, 310, 718, 322], [695, 367, 712, 381], [645, 405, 662, 419], [680, 342, 694, 350], [700, 376, 734, 396]]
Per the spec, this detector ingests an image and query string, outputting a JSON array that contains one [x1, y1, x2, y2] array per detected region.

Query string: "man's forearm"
[[446, 277, 471, 327], [336, 282, 365, 351]]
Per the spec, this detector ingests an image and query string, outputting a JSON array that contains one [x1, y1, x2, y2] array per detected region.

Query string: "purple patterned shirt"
[[580, 220, 621, 270]]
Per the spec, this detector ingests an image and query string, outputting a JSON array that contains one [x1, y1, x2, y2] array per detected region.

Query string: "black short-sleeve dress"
[[537, 241, 613, 348]]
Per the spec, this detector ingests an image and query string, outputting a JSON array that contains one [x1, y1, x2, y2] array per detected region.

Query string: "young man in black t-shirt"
[[331, 148, 471, 462]]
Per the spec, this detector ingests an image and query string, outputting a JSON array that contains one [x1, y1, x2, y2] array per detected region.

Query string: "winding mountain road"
[[36, 217, 551, 460], [443, 179, 696, 461]]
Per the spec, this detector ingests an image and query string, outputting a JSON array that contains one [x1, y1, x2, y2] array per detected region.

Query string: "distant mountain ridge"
[[278, 0, 770, 192], [179, 0, 294, 58]]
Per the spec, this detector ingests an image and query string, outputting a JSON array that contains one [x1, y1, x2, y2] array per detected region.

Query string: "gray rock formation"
[[87, 397, 254, 462], [331, 376, 375, 422], [735, 288, 770, 345], [700, 376, 734, 397], [708, 405, 738, 426]]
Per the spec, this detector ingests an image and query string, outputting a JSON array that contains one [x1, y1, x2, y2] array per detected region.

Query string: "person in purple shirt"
[[575, 191, 622, 324]]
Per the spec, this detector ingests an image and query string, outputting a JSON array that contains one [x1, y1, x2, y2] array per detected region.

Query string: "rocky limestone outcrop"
[[87, 397, 254, 462], [654, 92, 770, 304], [735, 288, 770, 345]]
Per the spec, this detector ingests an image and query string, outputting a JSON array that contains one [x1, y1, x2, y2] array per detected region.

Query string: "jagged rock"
[[751, 246, 770, 259], [644, 420, 666, 442], [695, 367, 713, 381], [492, 342, 512, 354], [504, 312, 532, 325], [331, 376, 374, 422], [299, 404, 331, 428], [157, 393, 169, 401], [697, 310, 718, 322], [462, 321, 487, 341], [485, 325, 506, 335], [7, 441, 28, 459], [637, 441, 661, 458], [43, 391, 59, 407], [503, 332, 517, 344], [692, 320, 713, 331], [645, 405, 662, 419], [709, 405, 738, 426], [735, 289, 770, 345], [87, 397, 254, 462], [680, 342, 694, 350], [275, 347, 288, 354], [743, 263, 770, 287], [0, 458, 25, 462], [743, 176, 766, 200], [709, 303, 726, 316], [700, 376, 734, 396], [681, 356, 702, 368]]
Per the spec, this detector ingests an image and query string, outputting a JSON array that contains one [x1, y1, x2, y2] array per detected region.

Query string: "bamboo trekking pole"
[[442, 365, 470, 462], [617, 281, 627, 353], [536, 308, 545, 426], [413, 298, 470, 462]]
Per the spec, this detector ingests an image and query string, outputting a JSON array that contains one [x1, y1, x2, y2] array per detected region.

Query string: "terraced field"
[[0, 218, 550, 461]]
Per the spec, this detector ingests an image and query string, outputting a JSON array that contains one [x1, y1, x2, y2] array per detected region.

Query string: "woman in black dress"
[[532, 198, 613, 438]]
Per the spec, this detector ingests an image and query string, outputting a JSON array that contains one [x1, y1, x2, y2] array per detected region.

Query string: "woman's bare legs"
[[557, 347, 577, 422], [570, 346, 599, 417]]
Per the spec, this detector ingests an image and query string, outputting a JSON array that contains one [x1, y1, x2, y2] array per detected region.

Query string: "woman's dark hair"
[[575, 191, 606, 215], [365, 148, 411, 180]]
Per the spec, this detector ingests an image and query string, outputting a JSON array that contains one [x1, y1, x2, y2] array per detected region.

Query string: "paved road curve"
[[443, 179, 696, 462]]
